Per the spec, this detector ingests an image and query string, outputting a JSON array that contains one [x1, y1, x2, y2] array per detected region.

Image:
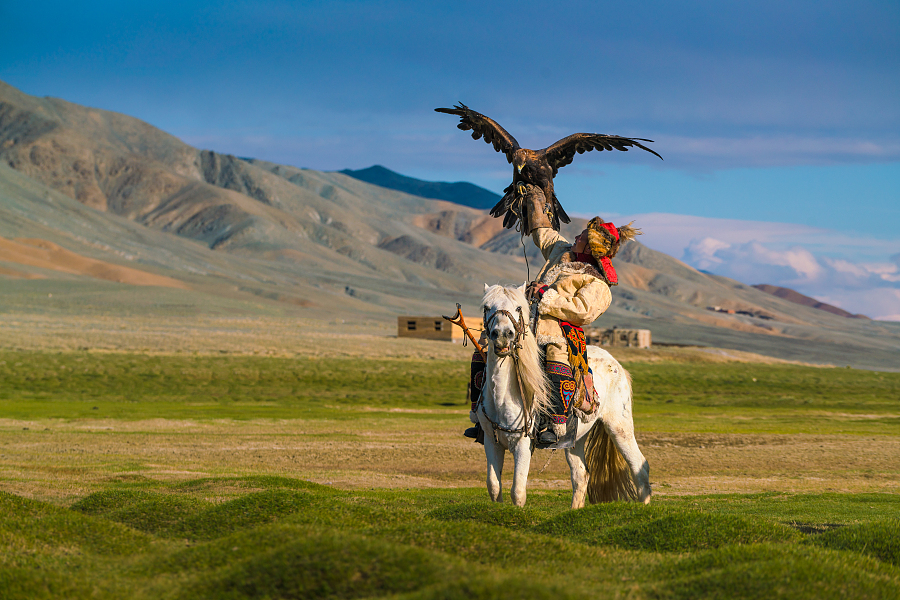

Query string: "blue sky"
[[2, 1, 899, 317]]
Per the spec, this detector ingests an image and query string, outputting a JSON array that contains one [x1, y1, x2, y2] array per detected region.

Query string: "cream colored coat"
[[532, 227, 611, 363]]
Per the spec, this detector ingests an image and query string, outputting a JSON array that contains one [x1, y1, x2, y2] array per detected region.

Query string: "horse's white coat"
[[479, 284, 651, 508]]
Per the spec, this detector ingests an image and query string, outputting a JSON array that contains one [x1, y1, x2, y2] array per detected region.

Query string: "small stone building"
[[397, 316, 478, 342], [588, 327, 652, 349]]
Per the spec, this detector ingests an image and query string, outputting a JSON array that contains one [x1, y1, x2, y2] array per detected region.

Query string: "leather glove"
[[520, 184, 552, 235]]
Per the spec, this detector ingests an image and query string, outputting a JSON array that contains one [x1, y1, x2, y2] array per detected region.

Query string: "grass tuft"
[[73, 490, 208, 535], [171, 489, 317, 540], [0, 491, 151, 555], [178, 528, 462, 600], [427, 501, 550, 529], [807, 519, 900, 567], [535, 502, 801, 551], [648, 543, 900, 599]]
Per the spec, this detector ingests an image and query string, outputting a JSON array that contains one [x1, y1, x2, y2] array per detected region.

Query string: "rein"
[[479, 402, 530, 436]]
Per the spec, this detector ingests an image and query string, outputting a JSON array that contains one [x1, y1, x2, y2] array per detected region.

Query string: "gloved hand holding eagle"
[[435, 103, 662, 232]]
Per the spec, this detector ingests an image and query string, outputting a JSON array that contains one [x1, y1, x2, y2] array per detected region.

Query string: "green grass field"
[[2, 480, 899, 599], [1, 350, 899, 598], [2, 351, 897, 433]]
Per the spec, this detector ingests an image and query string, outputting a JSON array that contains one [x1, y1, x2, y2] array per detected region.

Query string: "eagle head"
[[512, 149, 527, 173]]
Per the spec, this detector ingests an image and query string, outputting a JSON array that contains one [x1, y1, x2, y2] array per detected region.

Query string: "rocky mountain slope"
[[753, 284, 869, 319], [1, 80, 898, 370]]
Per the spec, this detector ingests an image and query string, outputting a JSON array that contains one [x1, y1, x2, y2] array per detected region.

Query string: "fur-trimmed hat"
[[585, 217, 640, 261]]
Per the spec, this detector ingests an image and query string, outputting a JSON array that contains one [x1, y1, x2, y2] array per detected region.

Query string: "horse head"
[[482, 283, 528, 358], [481, 283, 551, 417]]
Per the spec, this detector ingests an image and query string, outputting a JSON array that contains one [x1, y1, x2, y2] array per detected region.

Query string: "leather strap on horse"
[[479, 403, 529, 437]]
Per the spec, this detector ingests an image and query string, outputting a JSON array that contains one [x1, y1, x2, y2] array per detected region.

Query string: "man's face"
[[574, 229, 589, 253]]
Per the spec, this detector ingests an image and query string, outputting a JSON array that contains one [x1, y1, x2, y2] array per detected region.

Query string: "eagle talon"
[[516, 181, 527, 196]]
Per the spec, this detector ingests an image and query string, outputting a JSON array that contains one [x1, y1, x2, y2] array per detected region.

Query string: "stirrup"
[[538, 429, 558, 445]]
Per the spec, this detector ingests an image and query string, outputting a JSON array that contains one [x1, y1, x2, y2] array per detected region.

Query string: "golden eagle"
[[435, 103, 662, 231]]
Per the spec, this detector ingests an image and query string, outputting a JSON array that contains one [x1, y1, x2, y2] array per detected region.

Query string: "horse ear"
[[484, 283, 490, 293], [518, 282, 527, 294]]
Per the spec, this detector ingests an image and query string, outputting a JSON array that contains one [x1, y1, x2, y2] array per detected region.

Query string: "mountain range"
[[1, 79, 898, 370], [340, 165, 500, 210]]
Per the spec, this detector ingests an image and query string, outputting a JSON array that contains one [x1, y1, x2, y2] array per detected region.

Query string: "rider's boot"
[[464, 350, 486, 442]]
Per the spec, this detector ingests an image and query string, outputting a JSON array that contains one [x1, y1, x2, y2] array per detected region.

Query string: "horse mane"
[[482, 285, 552, 417]]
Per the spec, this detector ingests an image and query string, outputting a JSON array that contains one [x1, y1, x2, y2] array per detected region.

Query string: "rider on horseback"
[[465, 184, 639, 445]]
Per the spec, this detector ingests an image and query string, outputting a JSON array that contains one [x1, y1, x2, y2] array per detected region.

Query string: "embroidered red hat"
[[585, 217, 640, 260], [582, 217, 641, 286]]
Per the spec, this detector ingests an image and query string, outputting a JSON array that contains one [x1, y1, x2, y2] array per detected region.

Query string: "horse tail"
[[584, 423, 637, 503], [584, 367, 638, 503]]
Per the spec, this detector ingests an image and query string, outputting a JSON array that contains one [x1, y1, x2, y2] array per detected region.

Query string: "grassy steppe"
[[2, 351, 898, 433], [2, 480, 899, 599], [1, 350, 899, 598]]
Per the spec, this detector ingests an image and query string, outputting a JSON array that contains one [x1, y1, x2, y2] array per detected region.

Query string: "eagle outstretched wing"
[[435, 103, 520, 163], [542, 133, 662, 176]]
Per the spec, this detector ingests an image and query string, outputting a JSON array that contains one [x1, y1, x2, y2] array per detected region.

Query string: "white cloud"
[[863, 259, 900, 282], [618, 213, 900, 321], [682, 237, 730, 270], [658, 135, 900, 168]]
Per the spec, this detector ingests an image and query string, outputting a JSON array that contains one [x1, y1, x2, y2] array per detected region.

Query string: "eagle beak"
[[516, 164, 523, 173]]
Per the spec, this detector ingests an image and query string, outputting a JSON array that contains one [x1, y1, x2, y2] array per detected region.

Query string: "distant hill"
[[1, 79, 899, 370], [752, 284, 869, 319], [339, 165, 501, 210]]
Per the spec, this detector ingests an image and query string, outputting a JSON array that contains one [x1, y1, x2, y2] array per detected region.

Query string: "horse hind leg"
[[604, 417, 651, 504], [565, 435, 589, 509]]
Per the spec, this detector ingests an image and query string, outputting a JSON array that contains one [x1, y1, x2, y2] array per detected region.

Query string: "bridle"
[[479, 304, 534, 441], [484, 306, 527, 358]]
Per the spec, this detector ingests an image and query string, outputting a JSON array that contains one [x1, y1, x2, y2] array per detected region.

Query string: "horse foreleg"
[[604, 417, 651, 504], [509, 437, 532, 507], [483, 435, 505, 502], [565, 436, 589, 509]]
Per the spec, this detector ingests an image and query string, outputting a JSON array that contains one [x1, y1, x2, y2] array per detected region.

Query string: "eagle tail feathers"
[[502, 209, 518, 230], [552, 194, 571, 226]]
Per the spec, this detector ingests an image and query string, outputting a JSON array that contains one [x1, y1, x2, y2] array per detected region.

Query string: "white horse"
[[475, 283, 651, 508]]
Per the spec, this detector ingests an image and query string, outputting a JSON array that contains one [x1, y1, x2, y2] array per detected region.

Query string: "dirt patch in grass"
[[2, 419, 897, 505], [1, 344, 895, 506]]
